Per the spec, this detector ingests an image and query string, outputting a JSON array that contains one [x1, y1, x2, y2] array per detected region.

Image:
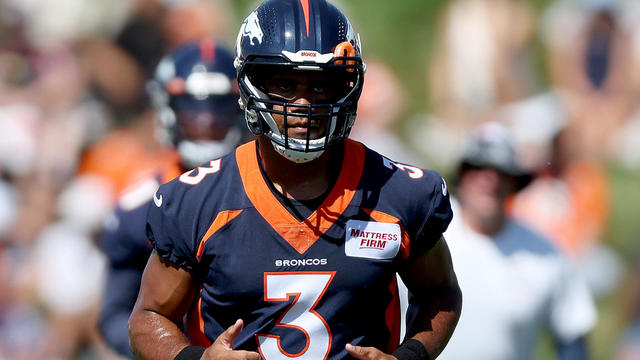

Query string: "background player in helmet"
[[128, 1, 462, 359], [97, 39, 244, 358]]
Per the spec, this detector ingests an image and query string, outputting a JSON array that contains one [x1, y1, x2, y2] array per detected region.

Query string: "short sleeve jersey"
[[146, 139, 452, 359]]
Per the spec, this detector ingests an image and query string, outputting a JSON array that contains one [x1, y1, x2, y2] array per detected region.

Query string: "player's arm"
[[398, 235, 462, 359], [347, 236, 461, 360], [128, 252, 261, 360], [128, 251, 198, 359]]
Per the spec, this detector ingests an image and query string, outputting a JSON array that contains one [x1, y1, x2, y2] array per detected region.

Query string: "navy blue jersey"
[[99, 164, 182, 358], [99, 203, 152, 357], [147, 139, 452, 359]]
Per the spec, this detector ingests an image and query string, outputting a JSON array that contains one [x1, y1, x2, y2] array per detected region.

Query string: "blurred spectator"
[[484, 0, 631, 301], [615, 244, 640, 360], [161, 0, 235, 51], [507, 124, 609, 258], [350, 58, 424, 166], [0, 241, 50, 360], [539, 0, 638, 164], [438, 122, 597, 360], [411, 0, 539, 172], [2, 0, 131, 49], [0, 1, 182, 358], [506, 122, 624, 298], [617, 324, 640, 360], [429, 0, 538, 119], [28, 176, 112, 359]]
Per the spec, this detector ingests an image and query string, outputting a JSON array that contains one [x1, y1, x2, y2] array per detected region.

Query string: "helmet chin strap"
[[271, 140, 325, 163]]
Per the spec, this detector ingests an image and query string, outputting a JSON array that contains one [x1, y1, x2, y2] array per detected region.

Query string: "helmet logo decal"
[[299, 0, 311, 37], [240, 11, 264, 46]]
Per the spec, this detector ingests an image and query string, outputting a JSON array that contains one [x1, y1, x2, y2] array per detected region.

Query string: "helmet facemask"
[[237, 54, 364, 162], [234, 0, 366, 163]]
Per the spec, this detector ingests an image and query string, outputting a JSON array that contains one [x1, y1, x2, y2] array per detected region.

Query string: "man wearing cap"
[[436, 122, 597, 360]]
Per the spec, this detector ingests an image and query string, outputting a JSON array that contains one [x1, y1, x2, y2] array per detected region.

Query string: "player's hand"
[[202, 319, 260, 360], [345, 343, 398, 360]]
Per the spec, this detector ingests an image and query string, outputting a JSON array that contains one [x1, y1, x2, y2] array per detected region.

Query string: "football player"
[[97, 39, 244, 358], [128, 1, 462, 360]]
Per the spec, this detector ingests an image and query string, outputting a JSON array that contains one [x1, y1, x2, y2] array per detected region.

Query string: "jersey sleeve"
[[547, 259, 597, 342], [145, 181, 201, 272], [411, 171, 453, 257], [100, 204, 153, 268]]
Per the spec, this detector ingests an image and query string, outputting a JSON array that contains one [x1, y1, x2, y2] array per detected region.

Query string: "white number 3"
[[382, 158, 424, 179], [179, 159, 221, 185], [257, 272, 335, 360]]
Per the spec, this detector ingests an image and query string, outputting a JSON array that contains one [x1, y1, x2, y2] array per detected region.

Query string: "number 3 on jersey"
[[179, 159, 221, 185], [257, 272, 335, 360], [382, 158, 424, 179]]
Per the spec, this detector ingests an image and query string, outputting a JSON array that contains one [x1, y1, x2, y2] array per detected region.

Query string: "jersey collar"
[[236, 138, 365, 254]]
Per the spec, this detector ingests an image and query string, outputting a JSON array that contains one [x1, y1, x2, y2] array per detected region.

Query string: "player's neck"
[[257, 137, 340, 201]]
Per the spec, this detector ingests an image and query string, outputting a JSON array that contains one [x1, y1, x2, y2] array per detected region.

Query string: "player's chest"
[[197, 208, 404, 298]]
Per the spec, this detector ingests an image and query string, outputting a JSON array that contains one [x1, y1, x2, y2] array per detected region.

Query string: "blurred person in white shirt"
[[437, 122, 597, 360]]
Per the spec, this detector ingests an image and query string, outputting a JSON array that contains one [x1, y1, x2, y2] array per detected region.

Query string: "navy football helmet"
[[234, 0, 365, 163], [148, 39, 242, 168]]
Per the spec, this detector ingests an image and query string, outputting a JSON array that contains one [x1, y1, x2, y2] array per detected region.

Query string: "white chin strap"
[[178, 128, 242, 168], [271, 140, 325, 163]]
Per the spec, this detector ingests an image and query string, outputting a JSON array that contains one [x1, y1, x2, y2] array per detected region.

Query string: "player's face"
[[261, 70, 351, 140]]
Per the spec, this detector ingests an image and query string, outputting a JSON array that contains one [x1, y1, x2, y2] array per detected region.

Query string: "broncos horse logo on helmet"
[[234, 0, 365, 163], [240, 11, 264, 46]]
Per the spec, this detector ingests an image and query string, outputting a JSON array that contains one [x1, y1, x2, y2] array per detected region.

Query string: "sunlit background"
[[0, 0, 639, 359]]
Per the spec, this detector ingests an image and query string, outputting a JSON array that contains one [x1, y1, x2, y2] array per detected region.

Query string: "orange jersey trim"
[[363, 209, 411, 259], [385, 276, 401, 353], [197, 209, 244, 261], [236, 139, 365, 254], [186, 294, 211, 347]]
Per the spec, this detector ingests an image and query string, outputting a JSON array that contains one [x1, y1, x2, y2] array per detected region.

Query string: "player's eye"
[[275, 78, 295, 93], [311, 83, 328, 93]]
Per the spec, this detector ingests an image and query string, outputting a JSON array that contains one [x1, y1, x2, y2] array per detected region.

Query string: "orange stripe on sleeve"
[[197, 209, 243, 261], [364, 209, 410, 259]]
